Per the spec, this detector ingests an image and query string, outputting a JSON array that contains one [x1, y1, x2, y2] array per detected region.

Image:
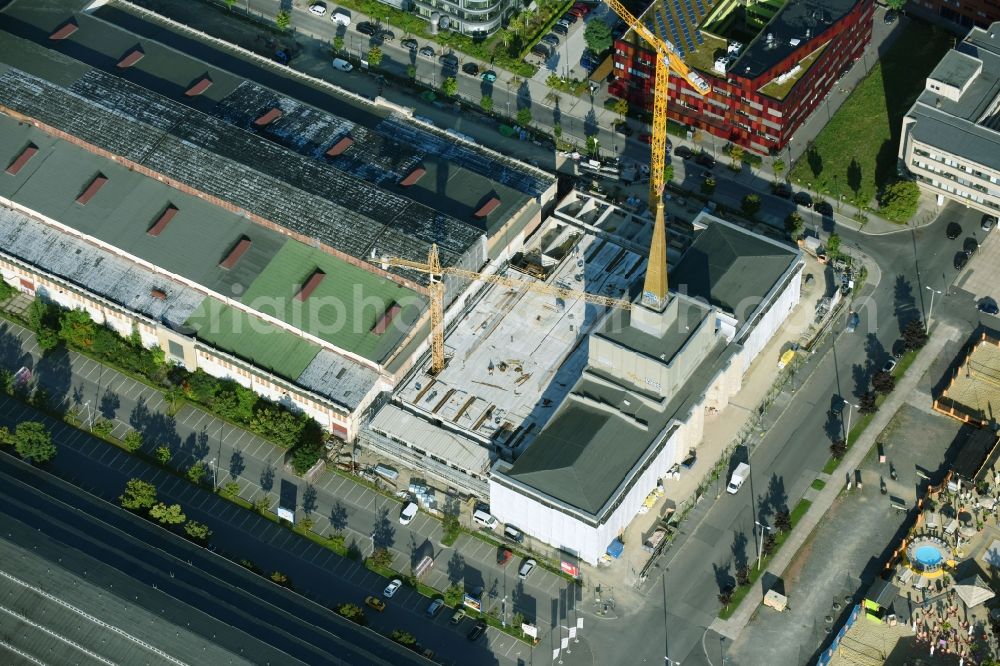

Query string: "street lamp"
[[844, 401, 861, 449], [665, 658, 681, 665], [925, 285, 942, 329], [755, 520, 772, 571], [208, 457, 217, 489]]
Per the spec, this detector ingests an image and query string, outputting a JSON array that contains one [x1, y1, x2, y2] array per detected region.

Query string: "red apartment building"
[[913, 0, 999, 30], [609, 0, 874, 154]]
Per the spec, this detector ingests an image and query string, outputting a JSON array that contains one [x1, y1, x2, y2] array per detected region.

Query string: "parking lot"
[[954, 213, 1000, 305]]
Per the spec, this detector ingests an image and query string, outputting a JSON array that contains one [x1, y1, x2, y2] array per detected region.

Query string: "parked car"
[[518, 558, 537, 580], [462, 62, 480, 76], [481, 70, 497, 82], [503, 524, 524, 543], [426, 598, 445, 617], [450, 608, 467, 625], [308, 2, 327, 15], [638, 133, 652, 144], [614, 121, 633, 136], [793, 191, 812, 207], [439, 53, 459, 68], [773, 183, 792, 199], [883, 9, 898, 23], [552, 22, 568, 35], [356, 21, 377, 35], [675, 145, 694, 159], [979, 299, 999, 315], [419, 45, 435, 57], [541, 33, 560, 46], [846, 310, 860, 333], [882, 358, 897, 374], [383, 579, 402, 598], [570, 3, 591, 16], [695, 152, 716, 169], [467, 620, 487, 641], [531, 44, 552, 58], [331, 58, 353, 72], [497, 547, 513, 566], [946, 221, 962, 239], [401, 38, 418, 51], [982, 214, 998, 231], [365, 596, 386, 612], [331, 9, 351, 25], [964, 237, 979, 257], [814, 201, 833, 215], [954, 251, 969, 270], [378, 29, 395, 42], [399, 501, 418, 525], [560, 12, 578, 24]]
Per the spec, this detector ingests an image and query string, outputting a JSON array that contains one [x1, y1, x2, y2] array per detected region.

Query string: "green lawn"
[[790, 21, 952, 208]]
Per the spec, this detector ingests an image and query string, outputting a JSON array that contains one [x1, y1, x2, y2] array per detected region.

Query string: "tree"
[[406, 65, 416, 80], [878, 180, 920, 223], [154, 446, 172, 465], [741, 193, 762, 217], [829, 439, 847, 460], [270, 571, 291, 587], [13, 421, 55, 464], [885, 0, 906, 10], [585, 135, 599, 157], [826, 232, 842, 260], [718, 587, 734, 610], [91, 418, 113, 438], [149, 502, 186, 525], [369, 547, 393, 569], [772, 158, 786, 182], [583, 20, 612, 53], [187, 461, 207, 485], [497, 28, 513, 49], [516, 107, 533, 127], [785, 211, 804, 240], [735, 565, 750, 587], [223, 0, 238, 9], [367, 46, 383, 69], [443, 583, 464, 607], [120, 478, 157, 511], [480, 95, 494, 114], [274, 10, 291, 32], [332, 36, 344, 53], [441, 76, 458, 98], [701, 177, 716, 196], [254, 496, 270, 513], [184, 520, 212, 541], [903, 319, 928, 350], [612, 98, 628, 121], [728, 145, 745, 171], [220, 481, 241, 500], [391, 630, 417, 646], [872, 370, 896, 395], [249, 405, 304, 448], [774, 508, 791, 533], [761, 532, 777, 556], [858, 392, 878, 415], [663, 163, 674, 183], [59, 309, 97, 349], [0, 426, 10, 446], [29, 299, 60, 353], [122, 429, 143, 453], [337, 603, 365, 622]]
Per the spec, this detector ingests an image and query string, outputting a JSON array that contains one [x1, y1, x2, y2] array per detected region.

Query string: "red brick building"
[[912, 0, 999, 31], [609, 0, 874, 154]]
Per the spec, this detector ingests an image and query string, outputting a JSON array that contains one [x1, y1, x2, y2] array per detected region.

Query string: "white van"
[[473, 509, 498, 529], [331, 10, 351, 26], [331, 58, 353, 72]]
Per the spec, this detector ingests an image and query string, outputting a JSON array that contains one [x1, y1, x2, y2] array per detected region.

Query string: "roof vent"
[[147, 204, 178, 236], [117, 49, 145, 68], [475, 197, 502, 218], [326, 137, 354, 157], [295, 269, 326, 301], [400, 167, 426, 186], [5, 144, 38, 176], [76, 174, 108, 205], [49, 22, 78, 40], [254, 108, 283, 127], [372, 302, 402, 335], [151, 288, 167, 300], [219, 236, 252, 269], [185, 76, 213, 96]]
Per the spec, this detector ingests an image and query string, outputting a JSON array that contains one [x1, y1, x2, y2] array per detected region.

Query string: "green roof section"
[[184, 301, 321, 380], [241, 242, 425, 363]]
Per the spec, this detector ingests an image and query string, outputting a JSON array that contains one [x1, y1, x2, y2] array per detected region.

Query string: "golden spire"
[[641, 198, 669, 310]]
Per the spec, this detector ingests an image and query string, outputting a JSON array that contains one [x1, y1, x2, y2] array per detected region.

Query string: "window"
[[168, 340, 184, 362]]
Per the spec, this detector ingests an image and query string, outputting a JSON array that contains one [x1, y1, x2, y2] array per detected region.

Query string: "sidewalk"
[[710, 321, 961, 640]]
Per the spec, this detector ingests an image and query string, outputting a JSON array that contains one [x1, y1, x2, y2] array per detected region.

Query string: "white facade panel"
[[740, 268, 802, 374]]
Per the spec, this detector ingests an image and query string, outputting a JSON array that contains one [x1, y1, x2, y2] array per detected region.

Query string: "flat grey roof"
[[906, 22, 1000, 172], [504, 342, 734, 516], [369, 404, 491, 475], [930, 50, 982, 91], [596, 296, 712, 362], [670, 219, 801, 323]]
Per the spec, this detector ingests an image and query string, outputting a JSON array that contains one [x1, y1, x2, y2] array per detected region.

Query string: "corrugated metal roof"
[[296, 349, 381, 411], [369, 404, 490, 475]]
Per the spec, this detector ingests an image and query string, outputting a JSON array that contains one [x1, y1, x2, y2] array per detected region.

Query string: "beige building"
[[899, 21, 1000, 218]]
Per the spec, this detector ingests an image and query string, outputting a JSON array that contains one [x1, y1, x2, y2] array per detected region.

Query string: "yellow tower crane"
[[379, 244, 633, 374], [602, 0, 710, 309]]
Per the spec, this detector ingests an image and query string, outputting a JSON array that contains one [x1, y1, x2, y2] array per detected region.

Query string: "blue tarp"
[[607, 539, 624, 558]]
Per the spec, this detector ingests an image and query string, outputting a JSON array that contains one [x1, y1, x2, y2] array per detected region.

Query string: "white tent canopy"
[[954, 576, 996, 608]]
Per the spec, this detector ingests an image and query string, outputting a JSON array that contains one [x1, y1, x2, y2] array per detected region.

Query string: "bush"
[[903, 319, 928, 350], [184, 520, 213, 541], [122, 429, 143, 453], [13, 421, 55, 464], [444, 583, 464, 607], [829, 439, 847, 459], [369, 547, 393, 569], [91, 418, 113, 438], [220, 481, 241, 500], [120, 478, 158, 510], [187, 462, 207, 485], [741, 193, 761, 217], [878, 180, 920, 223], [872, 370, 896, 395], [154, 446, 172, 465]]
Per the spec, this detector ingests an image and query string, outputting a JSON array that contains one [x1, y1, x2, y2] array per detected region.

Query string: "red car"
[[497, 548, 513, 566], [638, 133, 652, 144], [569, 5, 589, 17]]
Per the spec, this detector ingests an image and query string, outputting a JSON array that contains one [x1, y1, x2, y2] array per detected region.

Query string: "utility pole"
[[925, 285, 942, 329]]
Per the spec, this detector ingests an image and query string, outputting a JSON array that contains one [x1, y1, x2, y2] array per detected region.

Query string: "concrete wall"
[[739, 266, 803, 374]]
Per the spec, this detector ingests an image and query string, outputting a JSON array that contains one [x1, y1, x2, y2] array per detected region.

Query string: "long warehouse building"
[[0, 0, 555, 441]]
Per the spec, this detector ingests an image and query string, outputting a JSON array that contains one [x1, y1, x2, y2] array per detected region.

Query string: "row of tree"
[[0, 420, 56, 464], [718, 508, 793, 610], [119, 478, 213, 541]]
